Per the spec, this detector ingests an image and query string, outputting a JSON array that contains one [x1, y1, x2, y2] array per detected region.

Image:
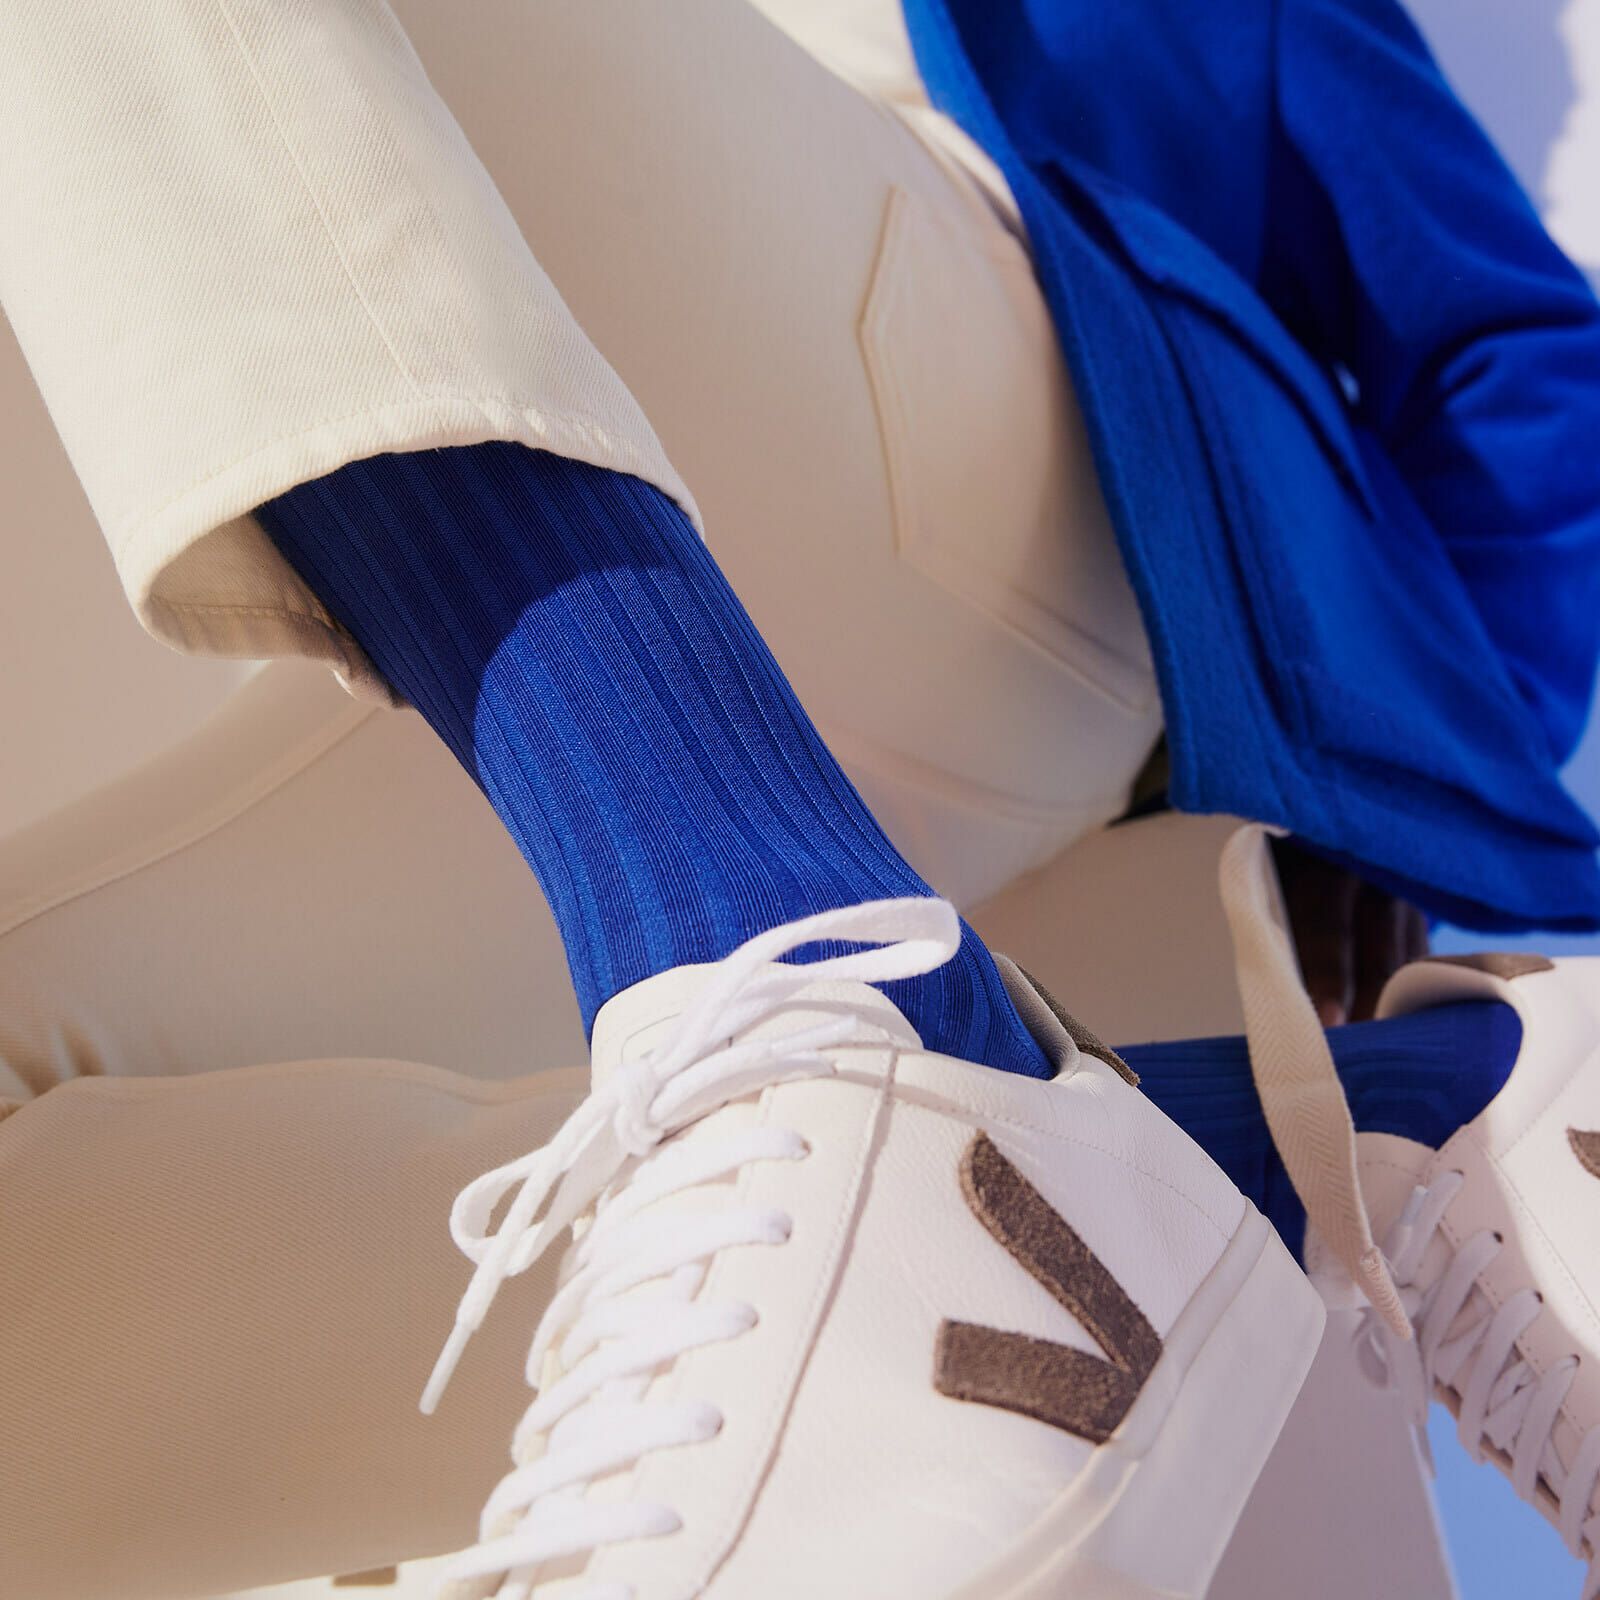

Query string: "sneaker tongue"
[[588, 962, 924, 1089]]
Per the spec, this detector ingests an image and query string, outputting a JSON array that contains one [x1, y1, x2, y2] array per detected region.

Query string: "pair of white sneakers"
[[419, 849, 1600, 1597]]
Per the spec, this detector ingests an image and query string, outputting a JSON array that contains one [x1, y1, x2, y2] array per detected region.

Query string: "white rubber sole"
[[948, 1205, 1325, 1600]]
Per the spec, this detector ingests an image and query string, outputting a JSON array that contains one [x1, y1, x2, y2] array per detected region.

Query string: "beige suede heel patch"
[[1569, 1128, 1600, 1180]]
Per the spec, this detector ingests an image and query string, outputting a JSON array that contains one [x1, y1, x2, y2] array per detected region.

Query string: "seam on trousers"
[[207, 0, 672, 495], [0, 694, 377, 944], [146, 597, 343, 624], [857, 185, 1155, 718], [37, 1055, 589, 1106], [210, 0, 430, 398]]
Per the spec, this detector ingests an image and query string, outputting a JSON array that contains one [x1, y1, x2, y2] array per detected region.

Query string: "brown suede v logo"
[[1570, 1128, 1600, 1180], [934, 1133, 1162, 1443]]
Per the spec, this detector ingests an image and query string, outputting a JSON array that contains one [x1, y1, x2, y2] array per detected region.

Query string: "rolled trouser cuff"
[[0, 0, 697, 703]]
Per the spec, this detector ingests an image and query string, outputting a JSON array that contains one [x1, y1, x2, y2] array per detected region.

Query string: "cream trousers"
[[0, 1, 1159, 1595], [0, 0, 1160, 897]]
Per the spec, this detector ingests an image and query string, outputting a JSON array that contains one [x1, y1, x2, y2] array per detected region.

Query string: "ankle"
[[880, 924, 1054, 1080]]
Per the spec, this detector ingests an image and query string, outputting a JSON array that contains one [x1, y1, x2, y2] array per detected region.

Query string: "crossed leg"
[[0, 4, 1157, 1595]]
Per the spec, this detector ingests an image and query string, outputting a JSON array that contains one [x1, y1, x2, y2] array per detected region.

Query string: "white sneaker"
[[1331, 952, 1600, 1599], [1219, 825, 1600, 1596], [421, 897, 1324, 1599]]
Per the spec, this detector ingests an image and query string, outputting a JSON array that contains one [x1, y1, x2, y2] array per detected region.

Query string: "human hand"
[[1271, 836, 1429, 1027]]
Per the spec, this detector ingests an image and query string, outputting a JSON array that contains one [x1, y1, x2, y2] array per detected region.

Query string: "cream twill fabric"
[[0, 5, 1168, 1591], [0, 0, 696, 703], [0, 0, 1160, 898]]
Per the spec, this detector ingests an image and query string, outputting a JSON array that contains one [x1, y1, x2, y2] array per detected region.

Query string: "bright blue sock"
[[1119, 1001, 1523, 1258], [257, 443, 1051, 1076]]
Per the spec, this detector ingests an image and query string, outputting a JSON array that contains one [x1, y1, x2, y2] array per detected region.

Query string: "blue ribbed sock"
[[1119, 1001, 1523, 1257], [257, 443, 1050, 1076]]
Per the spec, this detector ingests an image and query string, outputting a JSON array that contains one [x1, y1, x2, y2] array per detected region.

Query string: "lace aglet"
[[420, 1318, 475, 1415], [1416, 1419, 1436, 1478]]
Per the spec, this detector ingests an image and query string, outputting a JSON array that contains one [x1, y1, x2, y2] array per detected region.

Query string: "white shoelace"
[[421, 896, 961, 1598], [1353, 1174, 1600, 1598], [1218, 824, 1600, 1593]]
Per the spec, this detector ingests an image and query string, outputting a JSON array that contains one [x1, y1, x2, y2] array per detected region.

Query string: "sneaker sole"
[[947, 1204, 1325, 1600]]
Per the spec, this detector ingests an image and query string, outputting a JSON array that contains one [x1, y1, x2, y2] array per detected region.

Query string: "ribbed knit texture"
[[1120, 1000, 1523, 1257], [257, 443, 1051, 1076]]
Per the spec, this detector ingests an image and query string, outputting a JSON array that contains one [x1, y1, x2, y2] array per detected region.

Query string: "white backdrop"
[[1406, 0, 1599, 278]]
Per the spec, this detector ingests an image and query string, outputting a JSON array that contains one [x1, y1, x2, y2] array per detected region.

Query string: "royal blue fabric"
[[904, 0, 1600, 931], [258, 444, 1051, 1076], [1121, 999, 1524, 1256]]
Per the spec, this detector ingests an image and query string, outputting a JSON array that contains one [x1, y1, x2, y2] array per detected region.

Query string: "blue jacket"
[[904, 0, 1600, 929]]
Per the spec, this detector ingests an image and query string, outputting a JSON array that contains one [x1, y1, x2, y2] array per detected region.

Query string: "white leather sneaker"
[[420, 897, 1324, 1600], [1329, 952, 1600, 1599]]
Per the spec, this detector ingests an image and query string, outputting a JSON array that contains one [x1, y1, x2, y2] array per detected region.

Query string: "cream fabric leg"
[[394, 0, 1160, 899], [0, 1057, 586, 1600], [1, 0, 1160, 901], [0, 664, 583, 1104], [0, 3, 1161, 1593], [0, 664, 589, 1597]]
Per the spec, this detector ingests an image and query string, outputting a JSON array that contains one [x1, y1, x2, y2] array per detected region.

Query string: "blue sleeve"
[[1266, 0, 1600, 761]]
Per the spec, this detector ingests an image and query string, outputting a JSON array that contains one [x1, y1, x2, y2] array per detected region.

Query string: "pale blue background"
[[1343, 4, 1598, 1592]]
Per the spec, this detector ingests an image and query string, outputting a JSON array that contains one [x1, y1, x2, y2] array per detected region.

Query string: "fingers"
[[1351, 885, 1405, 1022], [1272, 837, 1431, 1028], [1403, 902, 1430, 967], [1273, 838, 1358, 1028]]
